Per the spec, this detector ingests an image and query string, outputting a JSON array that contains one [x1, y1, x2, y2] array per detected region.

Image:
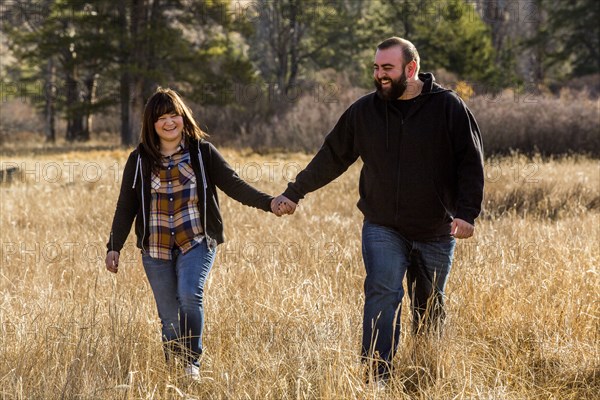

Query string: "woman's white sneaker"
[[184, 364, 200, 381]]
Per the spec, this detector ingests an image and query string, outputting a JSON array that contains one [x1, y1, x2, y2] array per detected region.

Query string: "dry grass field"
[[0, 148, 598, 399]]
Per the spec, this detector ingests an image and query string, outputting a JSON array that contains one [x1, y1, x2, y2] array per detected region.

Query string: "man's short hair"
[[377, 37, 420, 71]]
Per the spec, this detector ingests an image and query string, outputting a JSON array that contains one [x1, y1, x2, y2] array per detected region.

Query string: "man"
[[273, 37, 484, 381]]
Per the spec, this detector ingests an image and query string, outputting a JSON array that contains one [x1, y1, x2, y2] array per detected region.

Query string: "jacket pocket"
[[401, 177, 449, 222]]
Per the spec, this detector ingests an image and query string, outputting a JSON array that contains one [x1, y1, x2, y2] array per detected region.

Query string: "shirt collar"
[[161, 138, 187, 159]]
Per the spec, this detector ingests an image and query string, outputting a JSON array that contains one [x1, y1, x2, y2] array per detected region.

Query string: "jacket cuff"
[[455, 210, 476, 225], [106, 245, 121, 254], [264, 196, 275, 213], [282, 186, 302, 204]]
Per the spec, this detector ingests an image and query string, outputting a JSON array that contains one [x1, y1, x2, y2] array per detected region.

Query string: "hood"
[[419, 72, 451, 95]]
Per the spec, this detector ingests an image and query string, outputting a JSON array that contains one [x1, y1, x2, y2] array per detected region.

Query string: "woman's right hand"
[[106, 251, 120, 273]]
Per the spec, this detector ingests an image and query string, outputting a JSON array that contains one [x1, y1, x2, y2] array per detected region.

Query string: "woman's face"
[[154, 112, 184, 147]]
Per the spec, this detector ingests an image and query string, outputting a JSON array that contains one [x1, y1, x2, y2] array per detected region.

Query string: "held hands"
[[451, 218, 474, 239], [271, 194, 297, 217]]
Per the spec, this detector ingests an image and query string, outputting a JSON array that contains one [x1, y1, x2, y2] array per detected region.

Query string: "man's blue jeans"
[[361, 220, 456, 377], [142, 241, 216, 366]]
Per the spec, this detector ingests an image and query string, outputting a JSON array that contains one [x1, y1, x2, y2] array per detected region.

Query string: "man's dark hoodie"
[[283, 73, 484, 240]]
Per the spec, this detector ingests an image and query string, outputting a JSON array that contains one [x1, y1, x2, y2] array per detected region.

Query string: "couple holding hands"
[[105, 37, 484, 384]]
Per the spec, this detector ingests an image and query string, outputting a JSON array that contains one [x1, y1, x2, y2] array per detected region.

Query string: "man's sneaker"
[[184, 364, 200, 381], [373, 379, 388, 392]]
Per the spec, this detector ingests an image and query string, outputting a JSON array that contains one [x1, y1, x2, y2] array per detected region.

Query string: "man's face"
[[373, 46, 408, 100]]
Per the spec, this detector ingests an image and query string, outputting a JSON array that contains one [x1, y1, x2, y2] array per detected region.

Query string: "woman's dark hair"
[[140, 87, 208, 168]]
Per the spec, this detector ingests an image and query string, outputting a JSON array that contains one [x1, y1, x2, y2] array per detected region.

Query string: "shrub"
[[2, 79, 598, 157], [469, 90, 599, 156]]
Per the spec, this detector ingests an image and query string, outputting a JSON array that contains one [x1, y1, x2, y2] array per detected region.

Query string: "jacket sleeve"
[[206, 143, 274, 212], [448, 93, 484, 225], [106, 152, 140, 253], [283, 107, 359, 203]]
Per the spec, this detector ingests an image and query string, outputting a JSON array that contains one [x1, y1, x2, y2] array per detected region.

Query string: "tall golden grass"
[[0, 149, 598, 399]]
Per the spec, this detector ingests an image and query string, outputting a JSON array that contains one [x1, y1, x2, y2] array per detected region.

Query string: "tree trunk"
[[129, 80, 143, 144], [119, 73, 132, 145], [64, 51, 90, 142], [44, 59, 56, 143], [287, 0, 299, 93], [82, 73, 98, 140], [128, 0, 148, 145], [65, 66, 82, 141], [531, 1, 545, 83], [117, 0, 133, 146], [273, 2, 288, 95]]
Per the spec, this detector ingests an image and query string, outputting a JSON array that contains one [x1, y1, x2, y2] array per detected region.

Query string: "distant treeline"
[[0, 0, 598, 151]]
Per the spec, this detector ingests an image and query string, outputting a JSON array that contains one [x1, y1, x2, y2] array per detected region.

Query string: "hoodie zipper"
[[395, 113, 405, 222]]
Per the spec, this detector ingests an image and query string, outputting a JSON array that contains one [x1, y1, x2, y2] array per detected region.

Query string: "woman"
[[105, 87, 277, 380]]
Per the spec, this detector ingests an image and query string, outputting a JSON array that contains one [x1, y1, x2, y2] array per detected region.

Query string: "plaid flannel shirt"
[[148, 142, 204, 260]]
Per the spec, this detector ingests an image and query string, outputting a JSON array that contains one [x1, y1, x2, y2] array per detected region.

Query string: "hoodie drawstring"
[[132, 154, 140, 189], [131, 154, 147, 253], [385, 102, 389, 150]]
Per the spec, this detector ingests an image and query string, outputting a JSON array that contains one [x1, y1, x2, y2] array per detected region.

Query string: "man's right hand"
[[105, 251, 120, 273]]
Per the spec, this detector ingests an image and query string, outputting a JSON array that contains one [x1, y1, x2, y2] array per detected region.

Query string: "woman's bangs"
[[151, 94, 183, 121]]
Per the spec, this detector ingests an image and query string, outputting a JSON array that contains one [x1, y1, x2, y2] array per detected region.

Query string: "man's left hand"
[[451, 218, 474, 239]]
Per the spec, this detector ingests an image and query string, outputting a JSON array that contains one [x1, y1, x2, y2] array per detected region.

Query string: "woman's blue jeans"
[[361, 220, 456, 377], [142, 241, 216, 366]]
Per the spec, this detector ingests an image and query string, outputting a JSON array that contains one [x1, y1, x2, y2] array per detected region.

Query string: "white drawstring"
[[132, 154, 140, 189], [131, 154, 147, 253], [139, 157, 147, 253]]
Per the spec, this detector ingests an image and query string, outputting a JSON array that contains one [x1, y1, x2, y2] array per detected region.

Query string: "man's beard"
[[374, 71, 408, 101]]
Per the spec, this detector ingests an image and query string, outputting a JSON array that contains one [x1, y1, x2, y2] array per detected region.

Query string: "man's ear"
[[406, 60, 417, 79]]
